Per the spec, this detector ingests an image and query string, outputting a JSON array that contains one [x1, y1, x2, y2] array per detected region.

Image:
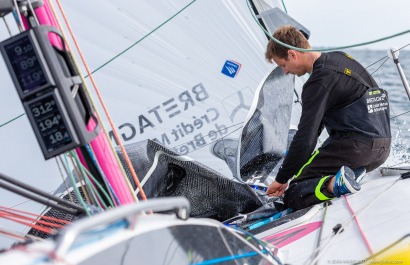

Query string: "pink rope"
[[343, 195, 374, 255]]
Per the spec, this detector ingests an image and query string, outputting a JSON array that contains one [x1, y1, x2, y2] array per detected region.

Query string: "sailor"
[[265, 25, 391, 211]]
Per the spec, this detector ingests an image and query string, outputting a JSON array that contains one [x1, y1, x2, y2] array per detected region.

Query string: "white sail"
[[1, 0, 410, 263], [1, 0, 278, 177], [0, 0, 281, 248]]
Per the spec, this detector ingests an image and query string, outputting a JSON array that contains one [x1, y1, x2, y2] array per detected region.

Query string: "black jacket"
[[275, 51, 390, 184]]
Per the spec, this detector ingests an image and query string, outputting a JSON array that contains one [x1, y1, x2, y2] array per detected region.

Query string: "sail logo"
[[221, 60, 241, 78], [225, 66, 236, 75]]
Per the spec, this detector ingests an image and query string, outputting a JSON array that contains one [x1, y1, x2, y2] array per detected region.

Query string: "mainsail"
[[1, 1, 410, 264], [1, 0, 274, 180], [0, 0, 290, 247]]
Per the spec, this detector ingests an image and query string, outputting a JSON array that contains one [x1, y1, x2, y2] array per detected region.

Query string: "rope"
[[353, 233, 410, 265], [69, 151, 106, 209], [366, 56, 388, 69], [0, 228, 26, 241], [61, 155, 91, 216], [55, 157, 75, 203], [52, 0, 179, 202], [2, 17, 13, 36], [309, 176, 402, 264], [312, 202, 329, 265], [0, 0, 198, 129], [0, 211, 66, 229], [48, 0, 139, 202], [26, 0, 40, 26], [0, 113, 24, 128], [343, 195, 374, 255], [68, 154, 92, 206], [73, 147, 117, 208], [0, 214, 54, 235], [246, 0, 410, 52], [11, 0, 23, 31], [0, 206, 71, 224], [370, 57, 389, 76], [87, 0, 197, 76], [3, 3, 410, 129], [281, 0, 288, 14]]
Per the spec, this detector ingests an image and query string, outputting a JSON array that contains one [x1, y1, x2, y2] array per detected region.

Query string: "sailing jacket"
[[275, 51, 391, 184]]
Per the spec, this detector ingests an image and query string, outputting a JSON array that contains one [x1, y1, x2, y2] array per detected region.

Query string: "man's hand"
[[266, 180, 288, 197]]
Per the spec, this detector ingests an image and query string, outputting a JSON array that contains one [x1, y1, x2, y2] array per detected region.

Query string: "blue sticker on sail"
[[221, 60, 241, 78]]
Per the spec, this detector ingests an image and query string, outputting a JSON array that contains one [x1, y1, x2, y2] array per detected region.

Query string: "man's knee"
[[283, 179, 332, 211]]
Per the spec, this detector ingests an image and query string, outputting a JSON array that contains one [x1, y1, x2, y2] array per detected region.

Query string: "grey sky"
[[284, 0, 410, 50]]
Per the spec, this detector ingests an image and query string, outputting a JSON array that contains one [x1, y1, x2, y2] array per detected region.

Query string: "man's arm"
[[274, 78, 331, 184]]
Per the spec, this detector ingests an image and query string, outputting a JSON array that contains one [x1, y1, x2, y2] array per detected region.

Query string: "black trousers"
[[283, 136, 391, 211]]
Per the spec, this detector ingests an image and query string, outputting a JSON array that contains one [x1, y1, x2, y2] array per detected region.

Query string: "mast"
[[390, 48, 410, 101], [0, 0, 135, 205]]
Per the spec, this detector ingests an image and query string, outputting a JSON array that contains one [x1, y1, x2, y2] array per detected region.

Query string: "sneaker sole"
[[342, 167, 361, 193], [354, 167, 366, 184]]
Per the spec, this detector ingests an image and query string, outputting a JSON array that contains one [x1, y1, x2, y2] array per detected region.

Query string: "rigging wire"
[[70, 149, 117, 209], [352, 233, 410, 265], [61, 155, 91, 216], [365, 56, 388, 69], [82, 145, 119, 207], [0, 227, 27, 241], [1, 211, 65, 229], [0, 0, 199, 128], [87, 0, 197, 76], [370, 57, 389, 76], [1, 215, 54, 235], [0, 206, 74, 235], [0, 172, 83, 215], [69, 153, 104, 209], [0, 206, 71, 225], [11, 0, 23, 32], [280, 0, 288, 13], [2, 2, 410, 130], [246, 0, 410, 52], [312, 202, 329, 265], [362, 42, 410, 121], [51, 0, 147, 202], [0, 113, 24, 128], [26, 0, 40, 26], [390, 110, 410, 120], [309, 176, 402, 264], [49, 2, 138, 204], [3, 2, 409, 130], [55, 157, 75, 203], [70, 149, 116, 208], [68, 154, 92, 206], [2, 17, 13, 36], [1, 1, 409, 212]]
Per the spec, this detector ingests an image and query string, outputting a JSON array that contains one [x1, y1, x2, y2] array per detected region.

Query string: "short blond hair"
[[265, 25, 311, 63]]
